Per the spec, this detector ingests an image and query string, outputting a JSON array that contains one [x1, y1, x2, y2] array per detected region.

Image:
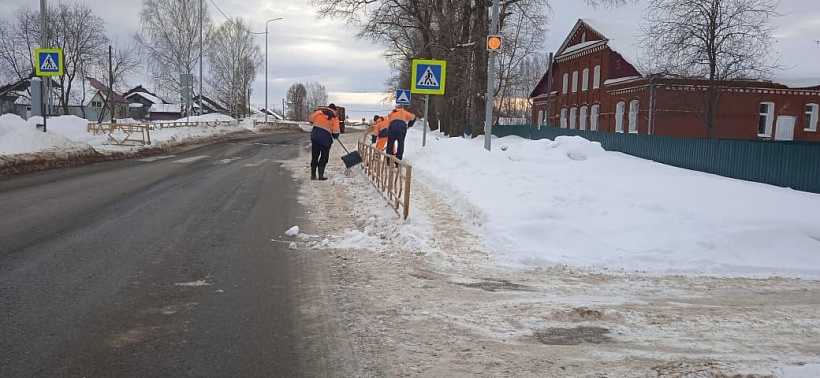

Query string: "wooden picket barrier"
[[88, 123, 152, 146], [357, 139, 412, 220]]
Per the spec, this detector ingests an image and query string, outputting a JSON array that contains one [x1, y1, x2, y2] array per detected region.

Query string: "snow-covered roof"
[[558, 40, 604, 56], [126, 91, 165, 105], [604, 76, 642, 86], [149, 104, 181, 113]]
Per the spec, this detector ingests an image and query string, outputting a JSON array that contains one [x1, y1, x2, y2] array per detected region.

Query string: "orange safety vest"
[[372, 117, 389, 150], [386, 108, 416, 128], [310, 107, 341, 134]]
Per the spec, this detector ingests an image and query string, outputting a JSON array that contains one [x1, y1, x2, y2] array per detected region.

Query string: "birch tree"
[[207, 18, 261, 118], [286, 82, 308, 121], [640, 0, 779, 135]]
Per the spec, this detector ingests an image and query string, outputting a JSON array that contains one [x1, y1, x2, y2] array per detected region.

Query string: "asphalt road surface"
[[0, 133, 357, 377]]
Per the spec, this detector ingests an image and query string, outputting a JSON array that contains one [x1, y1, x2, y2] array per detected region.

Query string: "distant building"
[[85, 77, 129, 122], [530, 19, 820, 142], [148, 103, 183, 121], [124, 85, 167, 120], [0, 75, 61, 119]]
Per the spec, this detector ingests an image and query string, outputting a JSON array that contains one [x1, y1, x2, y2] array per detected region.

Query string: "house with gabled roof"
[[85, 77, 129, 122], [530, 19, 820, 142], [0, 75, 61, 119], [124, 85, 168, 120]]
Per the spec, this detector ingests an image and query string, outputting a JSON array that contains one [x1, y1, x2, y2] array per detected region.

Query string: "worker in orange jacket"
[[386, 105, 416, 160], [309, 103, 340, 180], [371, 115, 389, 152]]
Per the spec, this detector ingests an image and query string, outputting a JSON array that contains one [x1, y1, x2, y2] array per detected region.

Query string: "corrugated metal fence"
[[487, 125, 820, 194]]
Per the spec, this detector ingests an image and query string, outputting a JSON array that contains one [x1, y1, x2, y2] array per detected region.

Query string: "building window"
[[572, 71, 578, 93], [538, 110, 544, 126], [591, 104, 600, 131], [628, 100, 639, 133], [580, 105, 588, 130], [560, 108, 568, 128], [91, 100, 102, 108], [805, 103, 818, 131], [563, 73, 569, 94], [593, 65, 601, 89], [581, 31, 587, 43], [758, 102, 774, 137], [615, 101, 625, 133], [570, 107, 577, 129], [582, 68, 589, 91]]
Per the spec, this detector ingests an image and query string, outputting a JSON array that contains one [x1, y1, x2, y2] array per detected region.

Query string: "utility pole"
[[483, 0, 500, 150], [108, 45, 113, 122], [264, 17, 282, 124], [199, 0, 204, 116], [39, 0, 48, 132]]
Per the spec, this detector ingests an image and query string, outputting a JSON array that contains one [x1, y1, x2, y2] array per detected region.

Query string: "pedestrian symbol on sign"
[[418, 67, 439, 87], [40, 54, 58, 71]]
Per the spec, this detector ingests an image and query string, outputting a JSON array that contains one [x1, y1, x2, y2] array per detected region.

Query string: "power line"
[[208, 0, 230, 21]]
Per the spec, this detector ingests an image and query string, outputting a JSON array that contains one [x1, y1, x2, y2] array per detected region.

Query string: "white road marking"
[[137, 155, 176, 162], [174, 280, 211, 287], [244, 159, 270, 167], [217, 157, 242, 164], [173, 156, 210, 164]]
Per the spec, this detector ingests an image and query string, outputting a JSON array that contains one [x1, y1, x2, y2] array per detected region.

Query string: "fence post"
[[403, 166, 412, 219]]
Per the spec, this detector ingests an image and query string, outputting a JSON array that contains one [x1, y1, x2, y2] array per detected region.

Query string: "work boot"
[[311, 164, 317, 180], [318, 166, 328, 181]]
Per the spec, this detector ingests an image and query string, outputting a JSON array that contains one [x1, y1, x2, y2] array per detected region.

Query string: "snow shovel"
[[339, 140, 362, 168]]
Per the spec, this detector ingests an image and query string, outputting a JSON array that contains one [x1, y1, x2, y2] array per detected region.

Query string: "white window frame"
[[580, 105, 588, 131], [805, 103, 818, 132], [615, 101, 625, 133], [569, 107, 577, 129], [572, 71, 578, 93], [560, 108, 568, 128], [628, 100, 639, 133], [590, 104, 600, 131], [582, 68, 589, 91], [593, 65, 601, 89], [562, 73, 569, 94], [537, 110, 544, 126], [758, 102, 775, 137]]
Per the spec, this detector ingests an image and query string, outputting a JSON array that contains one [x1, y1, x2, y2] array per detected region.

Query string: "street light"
[[264, 17, 283, 124]]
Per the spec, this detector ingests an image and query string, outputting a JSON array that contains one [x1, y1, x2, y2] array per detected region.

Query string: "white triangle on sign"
[[397, 91, 410, 103], [41, 54, 57, 71], [417, 67, 439, 87]]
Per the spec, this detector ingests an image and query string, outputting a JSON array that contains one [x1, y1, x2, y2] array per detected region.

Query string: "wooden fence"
[[86, 120, 238, 146], [357, 139, 413, 219]]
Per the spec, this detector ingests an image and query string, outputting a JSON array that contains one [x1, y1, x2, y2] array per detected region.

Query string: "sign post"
[[411, 59, 446, 147], [34, 48, 63, 133]]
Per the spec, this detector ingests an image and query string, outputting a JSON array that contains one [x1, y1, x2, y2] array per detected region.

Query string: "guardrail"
[[357, 139, 412, 219]]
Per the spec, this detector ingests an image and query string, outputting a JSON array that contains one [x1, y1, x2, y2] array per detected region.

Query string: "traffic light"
[[487, 35, 502, 51]]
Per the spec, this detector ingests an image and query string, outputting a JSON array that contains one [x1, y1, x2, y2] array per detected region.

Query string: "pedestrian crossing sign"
[[411, 59, 446, 95], [34, 48, 63, 76]]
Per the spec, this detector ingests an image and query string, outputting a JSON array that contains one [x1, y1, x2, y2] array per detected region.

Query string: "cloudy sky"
[[3, 0, 819, 119]]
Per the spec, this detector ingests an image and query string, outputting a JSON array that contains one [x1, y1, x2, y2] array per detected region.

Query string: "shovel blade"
[[341, 150, 362, 168]]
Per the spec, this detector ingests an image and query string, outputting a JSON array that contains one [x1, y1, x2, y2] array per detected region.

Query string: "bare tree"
[[640, 0, 779, 135], [0, 5, 109, 113], [305, 82, 328, 113], [134, 0, 211, 100], [206, 18, 262, 118], [286, 82, 308, 121]]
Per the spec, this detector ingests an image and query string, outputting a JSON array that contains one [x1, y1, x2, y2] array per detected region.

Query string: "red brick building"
[[530, 19, 820, 142]]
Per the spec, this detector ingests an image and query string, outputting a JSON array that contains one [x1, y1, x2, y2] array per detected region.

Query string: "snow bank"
[[403, 129, 820, 278], [168, 113, 236, 123], [0, 114, 91, 155]]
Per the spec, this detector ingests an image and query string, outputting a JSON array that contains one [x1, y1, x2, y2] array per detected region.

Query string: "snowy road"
[[0, 133, 356, 376]]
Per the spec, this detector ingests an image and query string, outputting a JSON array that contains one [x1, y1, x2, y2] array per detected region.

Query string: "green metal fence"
[[488, 125, 820, 194]]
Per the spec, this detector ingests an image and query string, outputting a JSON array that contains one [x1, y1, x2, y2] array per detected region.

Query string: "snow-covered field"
[[0, 113, 256, 157], [401, 129, 820, 279]]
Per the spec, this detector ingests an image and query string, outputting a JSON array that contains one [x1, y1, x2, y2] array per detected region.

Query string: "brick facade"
[[530, 19, 820, 142]]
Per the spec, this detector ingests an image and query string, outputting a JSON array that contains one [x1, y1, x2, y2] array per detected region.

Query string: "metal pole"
[[423, 94, 429, 147], [108, 45, 113, 122], [40, 0, 48, 132], [199, 0, 203, 116], [483, 0, 500, 150], [265, 23, 268, 124], [545, 52, 553, 128]]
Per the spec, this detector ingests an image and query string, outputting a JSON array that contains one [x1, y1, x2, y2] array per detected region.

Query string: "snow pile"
[[402, 129, 820, 278], [0, 114, 92, 155], [285, 226, 300, 237], [167, 113, 235, 123], [327, 228, 382, 250]]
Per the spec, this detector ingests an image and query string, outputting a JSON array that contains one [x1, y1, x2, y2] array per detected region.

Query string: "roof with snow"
[[125, 91, 165, 105], [149, 104, 182, 113]]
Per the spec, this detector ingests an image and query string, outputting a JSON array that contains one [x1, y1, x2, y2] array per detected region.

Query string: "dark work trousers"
[[387, 123, 408, 160], [311, 142, 330, 169]]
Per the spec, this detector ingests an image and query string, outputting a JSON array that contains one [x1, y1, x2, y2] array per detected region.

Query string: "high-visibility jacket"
[[372, 117, 389, 151], [387, 108, 416, 130], [310, 107, 340, 147]]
